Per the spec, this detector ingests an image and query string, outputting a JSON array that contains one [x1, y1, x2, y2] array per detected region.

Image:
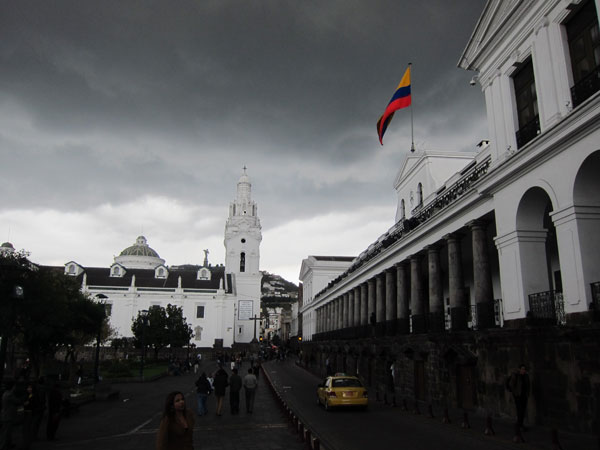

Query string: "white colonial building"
[[298, 0, 599, 432], [64, 169, 263, 348]]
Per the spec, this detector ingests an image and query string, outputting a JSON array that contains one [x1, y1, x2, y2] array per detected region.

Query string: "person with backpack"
[[194, 372, 212, 416]]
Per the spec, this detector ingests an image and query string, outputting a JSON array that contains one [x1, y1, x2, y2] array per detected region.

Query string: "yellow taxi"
[[316, 373, 368, 410]]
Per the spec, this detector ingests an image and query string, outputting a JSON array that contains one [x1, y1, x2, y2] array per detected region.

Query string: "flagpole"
[[409, 62, 415, 153]]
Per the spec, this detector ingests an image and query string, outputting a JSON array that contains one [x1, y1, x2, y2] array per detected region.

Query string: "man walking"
[[195, 372, 212, 416], [508, 364, 530, 431], [243, 368, 258, 413], [229, 368, 242, 415]]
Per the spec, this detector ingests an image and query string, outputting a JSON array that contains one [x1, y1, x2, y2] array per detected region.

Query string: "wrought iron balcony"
[[571, 65, 600, 108], [468, 299, 503, 330], [528, 290, 566, 326], [515, 115, 540, 148]]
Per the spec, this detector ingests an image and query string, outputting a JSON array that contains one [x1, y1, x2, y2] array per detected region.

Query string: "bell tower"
[[224, 167, 262, 343]]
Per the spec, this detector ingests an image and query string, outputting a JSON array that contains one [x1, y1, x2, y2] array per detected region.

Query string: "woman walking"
[[156, 391, 194, 450], [212, 366, 229, 416]]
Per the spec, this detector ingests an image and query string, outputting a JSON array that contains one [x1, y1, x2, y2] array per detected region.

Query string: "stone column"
[[446, 233, 467, 330], [353, 286, 361, 327], [327, 302, 333, 332], [348, 290, 355, 330], [428, 245, 444, 332], [337, 297, 343, 330], [396, 262, 410, 333], [342, 296, 346, 329], [375, 273, 386, 336], [360, 283, 368, 327], [385, 268, 397, 335], [410, 255, 426, 333], [470, 221, 495, 329], [367, 278, 376, 332]]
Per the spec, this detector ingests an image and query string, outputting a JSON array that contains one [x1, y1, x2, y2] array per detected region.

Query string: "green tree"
[[165, 304, 194, 349], [1, 250, 106, 379], [131, 304, 193, 360], [18, 267, 105, 378]]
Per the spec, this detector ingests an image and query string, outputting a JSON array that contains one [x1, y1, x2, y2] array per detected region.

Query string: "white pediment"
[[459, 0, 525, 71]]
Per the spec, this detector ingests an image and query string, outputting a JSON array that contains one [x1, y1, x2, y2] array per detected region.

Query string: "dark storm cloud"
[[0, 0, 487, 221]]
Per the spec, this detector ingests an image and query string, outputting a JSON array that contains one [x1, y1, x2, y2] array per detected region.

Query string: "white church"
[[63, 169, 263, 348]]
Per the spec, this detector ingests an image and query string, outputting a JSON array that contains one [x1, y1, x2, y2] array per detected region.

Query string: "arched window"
[[417, 183, 423, 206], [68, 264, 75, 274], [158, 268, 164, 277], [112, 266, 120, 276], [401, 199, 406, 219], [240, 252, 246, 272]]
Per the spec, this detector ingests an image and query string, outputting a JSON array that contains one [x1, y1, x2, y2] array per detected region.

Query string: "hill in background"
[[261, 271, 298, 304]]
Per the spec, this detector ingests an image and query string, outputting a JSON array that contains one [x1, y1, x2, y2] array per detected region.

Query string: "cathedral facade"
[[64, 169, 263, 348]]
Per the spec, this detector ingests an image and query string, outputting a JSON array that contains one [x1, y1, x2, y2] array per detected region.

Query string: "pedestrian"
[[252, 361, 260, 380], [193, 361, 199, 374], [22, 381, 45, 449], [46, 382, 63, 441], [194, 372, 212, 416], [76, 363, 83, 385], [156, 391, 194, 450], [0, 382, 22, 450], [212, 366, 229, 416], [325, 357, 332, 376], [229, 368, 242, 415], [507, 364, 530, 431], [230, 359, 236, 371], [243, 368, 258, 413]]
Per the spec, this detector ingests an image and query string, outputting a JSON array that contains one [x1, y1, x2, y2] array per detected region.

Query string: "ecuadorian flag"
[[377, 65, 411, 145]]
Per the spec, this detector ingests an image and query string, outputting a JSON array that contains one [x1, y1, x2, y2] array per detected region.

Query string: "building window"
[[401, 199, 406, 219], [240, 252, 246, 272], [513, 58, 540, 148], [68, 264, 75, 275], [417, 183, 423, 206], [567, 0, 600, 107], [104, 303, 112, 317], [112, 266, 120, 276], [196, 305, 205, 319]]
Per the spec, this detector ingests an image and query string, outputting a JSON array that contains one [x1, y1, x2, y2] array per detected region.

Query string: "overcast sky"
[[1, 0, 487, 284]]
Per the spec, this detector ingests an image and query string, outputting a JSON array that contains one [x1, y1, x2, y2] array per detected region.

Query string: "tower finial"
[[243, 165, 247, 175]]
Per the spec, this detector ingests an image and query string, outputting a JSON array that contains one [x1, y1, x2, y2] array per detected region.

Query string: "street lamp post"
[[139, 310, 149, 380], [94, 294, 108, 387], [0, 284, 24, 385]]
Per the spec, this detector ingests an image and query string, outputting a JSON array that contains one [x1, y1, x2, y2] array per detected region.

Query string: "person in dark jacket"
[[194, 372, 212, 416], [508, 364, 530, 431], [46, 382, 63, 440], [22, 381, 45, 449], [212, 367, 229, 416], [1, 382, 22, 450], [228, 368, 243, 415]]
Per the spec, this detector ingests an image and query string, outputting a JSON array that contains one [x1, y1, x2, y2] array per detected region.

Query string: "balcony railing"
[[528, 290, 566, 326], [468, 299, 504, 330], [515, 115, 540, 148], [571, 65, 600, 108]]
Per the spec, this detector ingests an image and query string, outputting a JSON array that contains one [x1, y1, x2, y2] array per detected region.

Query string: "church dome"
[[119, 236, 160, 258], [115, 236, 165, 269]]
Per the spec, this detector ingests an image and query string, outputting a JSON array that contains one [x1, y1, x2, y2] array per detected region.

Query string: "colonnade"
[[313, 221, 496, 338]]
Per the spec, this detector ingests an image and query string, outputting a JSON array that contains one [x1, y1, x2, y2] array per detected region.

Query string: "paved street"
[[15, 361, 306, 450], [262, 359, 598, 450], [8, 358, 596, 450]]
